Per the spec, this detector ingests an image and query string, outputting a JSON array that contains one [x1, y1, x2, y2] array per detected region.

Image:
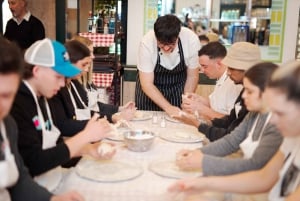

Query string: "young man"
[[174, 42, 261, 141], [182, 42, 242, 120], [135, 14, 201, 116], [0, 37, 84, 201], [10, 38, 113, 192]]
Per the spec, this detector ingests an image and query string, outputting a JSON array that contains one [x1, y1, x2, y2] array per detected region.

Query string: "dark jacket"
[[4, 15, 45, 50], [4, 115, 52, 201], [198, 89, 249, 141], [48, 79, 118, 136], [10, 82, 71, 177]]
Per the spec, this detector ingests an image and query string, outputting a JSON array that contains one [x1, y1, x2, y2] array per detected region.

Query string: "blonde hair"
[[71, 35, 94, 88]]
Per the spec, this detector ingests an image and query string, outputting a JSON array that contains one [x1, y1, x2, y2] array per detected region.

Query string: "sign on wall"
[[144, 0, 158, 33]]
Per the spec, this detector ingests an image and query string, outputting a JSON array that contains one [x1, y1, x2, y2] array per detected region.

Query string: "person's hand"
[[83, 114, 112, 142], [119, 106, 137, 121], [50, 191, 84, 201], [81, 142, 116, 160], [175, 149, 203, 170], [182, 97, 200, 114], [168, 177, 206, 193], [119, 101, 136, 111], [172, 112, 200, 128], [165, 105, 182, 117]]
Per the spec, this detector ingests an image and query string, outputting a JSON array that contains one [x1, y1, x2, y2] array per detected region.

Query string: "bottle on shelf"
[[103, 23, 109, 34], [88, 10, 93, 33], [97, 10, 104, 33]]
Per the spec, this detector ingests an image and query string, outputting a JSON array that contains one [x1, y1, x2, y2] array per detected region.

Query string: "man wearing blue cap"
[[10, 38, 114, 192], [0, 36, 85, 201]]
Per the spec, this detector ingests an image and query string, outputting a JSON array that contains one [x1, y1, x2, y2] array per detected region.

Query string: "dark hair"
[[0, 36, 24, 76], [64, 40, 90, 63], [154, 14, 182, 44], [268, 61, 300, 103], [245, 62, 278, 92], [198, 41, 226, 59], [23, 63, 35, 79], [198, 35, 209, 42]]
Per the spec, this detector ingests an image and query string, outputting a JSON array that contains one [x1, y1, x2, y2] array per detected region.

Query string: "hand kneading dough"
[[98, 143, 115, 155]]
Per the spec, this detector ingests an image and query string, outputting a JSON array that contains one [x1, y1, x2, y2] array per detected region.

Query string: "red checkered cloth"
[[92, 73, 114, 88], [78, 33, 115, 47]]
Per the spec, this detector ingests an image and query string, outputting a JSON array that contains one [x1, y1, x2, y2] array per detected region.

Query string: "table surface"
[[55, 111, 204, 201]]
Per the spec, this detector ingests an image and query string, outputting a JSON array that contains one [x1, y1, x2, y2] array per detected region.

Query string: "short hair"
[[154, 14, 182, 44], [245, 62, 278, 92], [199, 35, 209, 42], [198, 41, 226, 59], [268, 61, 300, 103], [0, 36, 23, 76], [64, 40, 90, 63], [71, 35, 93, 47]]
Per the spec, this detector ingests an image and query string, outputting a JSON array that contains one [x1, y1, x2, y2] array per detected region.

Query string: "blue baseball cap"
[[24, 38, 81, 77]]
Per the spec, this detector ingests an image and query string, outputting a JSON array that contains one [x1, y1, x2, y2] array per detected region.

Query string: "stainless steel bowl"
[[123, 130, 155, 152]]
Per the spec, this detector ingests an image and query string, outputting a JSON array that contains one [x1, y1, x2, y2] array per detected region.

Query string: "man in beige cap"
[[173, 42, 261, 141]]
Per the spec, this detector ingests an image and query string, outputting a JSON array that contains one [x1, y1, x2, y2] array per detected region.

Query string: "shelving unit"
[[88, 0, 123, 106]]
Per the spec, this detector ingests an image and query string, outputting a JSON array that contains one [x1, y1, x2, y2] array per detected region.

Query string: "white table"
[[55, 112, 204, 201]]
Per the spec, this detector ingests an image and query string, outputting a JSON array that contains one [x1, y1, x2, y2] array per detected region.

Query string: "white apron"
[[23, 81, 62, 192], [0, 121, 19, 201], [68, 82, 91, 120], [269, 139, 300, 201], [86, 88, 99, 112], [234, 102, 242, 118], [240, 113, 271, 159]]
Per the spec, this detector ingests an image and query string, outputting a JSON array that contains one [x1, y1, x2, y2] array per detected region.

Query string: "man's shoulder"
[[29, 15, 44, 25]]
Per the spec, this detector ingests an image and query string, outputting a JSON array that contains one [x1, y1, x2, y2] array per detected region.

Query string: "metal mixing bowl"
[[123, 130, 155, 152]]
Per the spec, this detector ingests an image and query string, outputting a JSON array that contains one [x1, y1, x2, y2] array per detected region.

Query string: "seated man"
[[0, 36, 83, 201], [182, 42, 242, 120], [175, 42, 261, 141]]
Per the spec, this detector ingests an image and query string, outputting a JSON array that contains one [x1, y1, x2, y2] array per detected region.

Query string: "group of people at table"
[[1, 11, 300, 201]]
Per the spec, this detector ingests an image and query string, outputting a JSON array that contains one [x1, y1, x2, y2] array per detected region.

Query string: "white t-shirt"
[[137, 27, 201, 72], [268, 136, 300, 201], [209, 70, 243, 115]]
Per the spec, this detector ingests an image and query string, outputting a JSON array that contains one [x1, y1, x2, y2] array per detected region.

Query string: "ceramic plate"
[[165, 116, 180, 123], [131, 111, 153, 121], [149, 160, 202, 179], [159, 128, 204, 143], [76, 158, 143, 182], [106, 127, 131, 141]]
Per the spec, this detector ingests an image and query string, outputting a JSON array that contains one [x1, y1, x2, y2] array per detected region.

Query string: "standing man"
[[182, 42, 243, 120], [4, 0, 45, 50], [135, 14, 201, 116]]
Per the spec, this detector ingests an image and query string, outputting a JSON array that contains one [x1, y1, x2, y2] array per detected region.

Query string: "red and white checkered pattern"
[[92, 73, 114, 88], [78, 33, 115, 47]]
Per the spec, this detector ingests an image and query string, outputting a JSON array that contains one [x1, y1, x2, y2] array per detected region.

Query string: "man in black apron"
[[135, 14, 200, 116]]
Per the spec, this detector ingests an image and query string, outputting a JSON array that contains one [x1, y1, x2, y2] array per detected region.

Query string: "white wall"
[[281, 0, 300, 63], [126, 0, 145, 65], [2, 0, 12, 32]]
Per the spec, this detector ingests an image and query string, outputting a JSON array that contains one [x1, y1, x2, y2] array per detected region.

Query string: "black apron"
[[135, 38, 187, 111]]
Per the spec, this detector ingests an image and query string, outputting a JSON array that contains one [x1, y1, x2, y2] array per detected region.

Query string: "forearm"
[[198, 123, 228, 141], [184, 68, 199, 93], [201, 170, 274, 194], [199, 107, 225, 120], [64, 131, 92, 158], [202, 155, 261, 176]]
